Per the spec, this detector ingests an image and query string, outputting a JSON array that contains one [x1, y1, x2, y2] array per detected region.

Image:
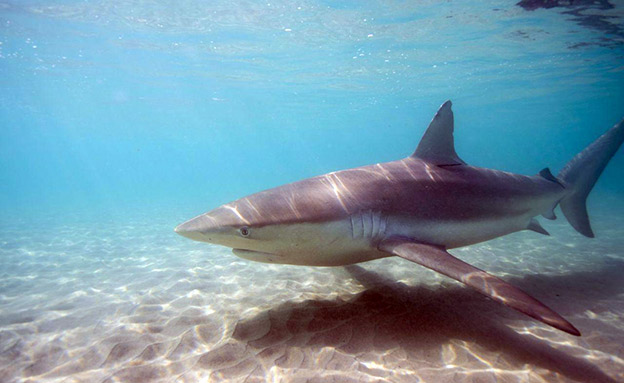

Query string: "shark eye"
[[239, 227, 250, 237]]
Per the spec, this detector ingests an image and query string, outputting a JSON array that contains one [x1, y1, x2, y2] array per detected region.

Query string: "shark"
[[175, 101, 623, 336]]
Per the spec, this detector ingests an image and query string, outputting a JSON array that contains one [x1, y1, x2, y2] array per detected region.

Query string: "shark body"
[[176, 101, 624, 336]]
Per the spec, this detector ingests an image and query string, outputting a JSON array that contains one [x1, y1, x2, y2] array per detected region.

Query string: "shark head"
[[174, 180, 360, 265], [175, 199, 276, 258], [175, 205, 282, 263]]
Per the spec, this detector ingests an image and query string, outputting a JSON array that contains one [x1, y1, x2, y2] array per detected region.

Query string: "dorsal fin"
[[412, 100, 465, 166]]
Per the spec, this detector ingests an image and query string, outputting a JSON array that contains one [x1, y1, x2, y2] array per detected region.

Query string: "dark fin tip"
[[558, 322, 582, 336]]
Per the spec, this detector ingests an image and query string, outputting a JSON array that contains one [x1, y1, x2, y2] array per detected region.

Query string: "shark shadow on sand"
[[230, 259, 624, 383]]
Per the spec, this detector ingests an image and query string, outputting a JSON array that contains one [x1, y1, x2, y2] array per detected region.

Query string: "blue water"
[[1, 1, 623, 382]]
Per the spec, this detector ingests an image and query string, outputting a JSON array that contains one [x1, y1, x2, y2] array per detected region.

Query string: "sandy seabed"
[[0, 200, 622, 383]]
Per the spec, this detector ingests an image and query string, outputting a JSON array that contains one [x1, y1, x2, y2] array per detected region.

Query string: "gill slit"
[[350, 210, 387, 241]]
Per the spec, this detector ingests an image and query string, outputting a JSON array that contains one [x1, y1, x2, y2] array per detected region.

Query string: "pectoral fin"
[[378, 237, 580, 336]]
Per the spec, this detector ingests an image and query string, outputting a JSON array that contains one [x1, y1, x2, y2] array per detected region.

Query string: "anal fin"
[[528, 218, 550, 236], [378, 237, 580, 336]]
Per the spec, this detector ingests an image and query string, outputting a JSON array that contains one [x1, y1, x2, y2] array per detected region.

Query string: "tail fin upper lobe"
[[558, 119, 624, 237]]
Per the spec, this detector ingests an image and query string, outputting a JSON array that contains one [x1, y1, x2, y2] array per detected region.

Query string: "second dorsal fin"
[[539, 168, 564, 187], [412, 100, 465, 166]]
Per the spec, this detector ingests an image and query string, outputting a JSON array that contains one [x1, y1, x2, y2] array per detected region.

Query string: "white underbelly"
[[230, 212, 534, 266]]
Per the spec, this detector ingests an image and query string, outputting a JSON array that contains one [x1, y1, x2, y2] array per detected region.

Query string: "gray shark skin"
[[176, 101, 624, 336]]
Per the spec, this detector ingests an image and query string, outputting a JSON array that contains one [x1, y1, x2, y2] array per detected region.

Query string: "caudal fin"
[[558, 119, 624, 237]]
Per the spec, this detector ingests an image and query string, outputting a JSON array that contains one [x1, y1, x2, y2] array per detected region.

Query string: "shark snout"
[[174, 214, 219, 242], [175, 223, 200, 241], [175, 206, 247, 244]]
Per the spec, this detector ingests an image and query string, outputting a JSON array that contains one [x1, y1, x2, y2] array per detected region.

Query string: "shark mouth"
[[232, 249, 283, 263]]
